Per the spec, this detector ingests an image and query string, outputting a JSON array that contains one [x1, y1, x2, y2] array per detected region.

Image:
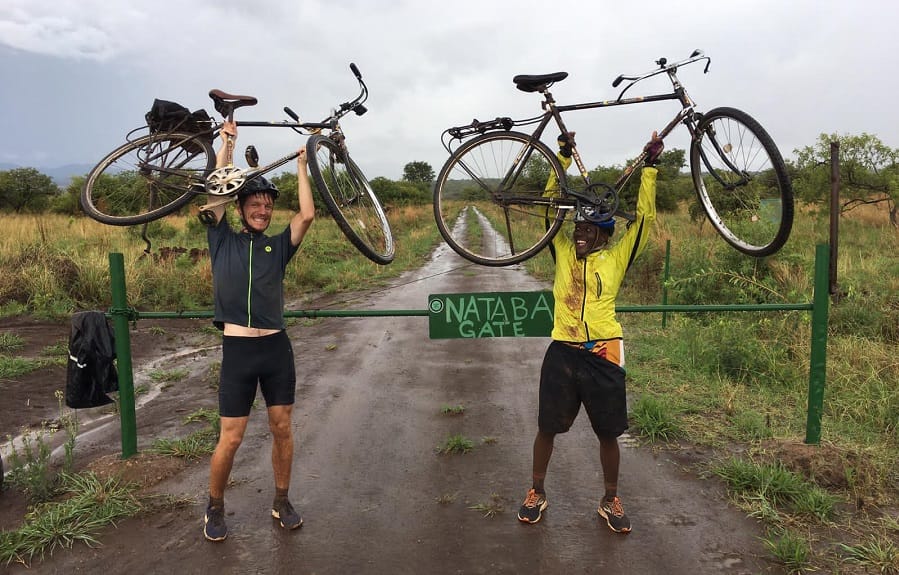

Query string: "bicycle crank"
[[206, 166, 246, 196]]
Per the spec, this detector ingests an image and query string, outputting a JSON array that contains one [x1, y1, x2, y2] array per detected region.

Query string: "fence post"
[[805, 244, 830, 444], [661, 239, 671, 328], [108, 253, 138, 458]]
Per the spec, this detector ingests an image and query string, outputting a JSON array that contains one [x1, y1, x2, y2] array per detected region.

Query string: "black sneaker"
[[517, 489, 548, 524], [598, 496, 631, 533], [204, 504, 228, 541], [272, 498, 303, 530]]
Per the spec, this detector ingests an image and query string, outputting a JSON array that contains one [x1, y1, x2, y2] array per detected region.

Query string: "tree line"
[[1, 133, 896, 226]]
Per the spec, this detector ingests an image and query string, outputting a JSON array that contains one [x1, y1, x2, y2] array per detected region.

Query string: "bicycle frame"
[[446, 50, 713, 222]]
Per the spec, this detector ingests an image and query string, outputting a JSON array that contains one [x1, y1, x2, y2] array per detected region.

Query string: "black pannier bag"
[[145, 99, 214, 152], [65, 311, 119, 409]]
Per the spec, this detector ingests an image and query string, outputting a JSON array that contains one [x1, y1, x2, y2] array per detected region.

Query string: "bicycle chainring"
[[580, 183, 619, 223], [206, 166, 246, 196]]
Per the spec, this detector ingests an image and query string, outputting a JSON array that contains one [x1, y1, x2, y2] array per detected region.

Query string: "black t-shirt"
[[207, 216, 300, 330]]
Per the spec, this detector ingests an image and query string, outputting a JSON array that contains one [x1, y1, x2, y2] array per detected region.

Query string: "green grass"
[[469, 493, 505, 518], [440, 404, 465, 415], [150, 428, 217, 460], [840, 536, 899, 573], [0, 472, 142, 566], [762, 527, 812, 574], [436, 434, 474, 455], [629, 394, 682, 442], [0, 356, 48, 379], [0, 332, 24, 352], [148, 368, 189, 383]]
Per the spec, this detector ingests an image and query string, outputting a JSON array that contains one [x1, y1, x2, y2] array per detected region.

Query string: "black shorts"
[[538, 340, 628, 437], [219, 331, 296, 417]]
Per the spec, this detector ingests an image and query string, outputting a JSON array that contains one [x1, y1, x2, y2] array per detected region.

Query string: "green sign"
[[428, 291, 555, 339]]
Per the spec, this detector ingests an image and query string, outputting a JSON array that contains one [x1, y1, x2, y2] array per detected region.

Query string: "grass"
[[148, 368, 189, 383], [0, 472, 142, 566], [150, 429, 217, 459], [629, 394, 682, 442], [469, 493, 505, 518], [436, 434, 474, 455], [839, 536, 899, 573], [440, 404, 465, 415], [0, 332, 24, 352], [762, 527, 812, 574]]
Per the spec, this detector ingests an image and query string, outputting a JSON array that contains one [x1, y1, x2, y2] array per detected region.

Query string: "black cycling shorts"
[[219, 330, 296, 417], [537, 340, 628, 437]]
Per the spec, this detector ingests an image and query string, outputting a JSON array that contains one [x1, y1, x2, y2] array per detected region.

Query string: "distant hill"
[[0, 163, 95, 187]]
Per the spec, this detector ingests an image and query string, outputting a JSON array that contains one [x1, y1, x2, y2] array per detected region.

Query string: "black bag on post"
[[65, 311, 119, 409]]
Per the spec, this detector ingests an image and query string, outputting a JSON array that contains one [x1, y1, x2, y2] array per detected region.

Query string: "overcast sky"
[[1, 0, 896, 180]]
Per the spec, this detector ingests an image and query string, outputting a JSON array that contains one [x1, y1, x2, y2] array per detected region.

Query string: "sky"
[[0, 0, 896, 181]]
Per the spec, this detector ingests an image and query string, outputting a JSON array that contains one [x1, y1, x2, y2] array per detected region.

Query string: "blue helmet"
[[575, 204, 615, 234]]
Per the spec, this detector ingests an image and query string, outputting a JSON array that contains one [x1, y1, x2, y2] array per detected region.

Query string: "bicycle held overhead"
[[433, 49, 794, 266], [81, 63, 395, 265]]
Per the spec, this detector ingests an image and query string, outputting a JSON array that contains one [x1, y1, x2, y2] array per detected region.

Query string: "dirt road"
[[9, 242, 783, 574]]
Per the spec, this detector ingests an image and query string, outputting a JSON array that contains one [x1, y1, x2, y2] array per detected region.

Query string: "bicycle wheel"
[[433, 131, 567, 266], [82, 132, 215, 226], [306, 134, 394, 265], [690, 107, 793, 257]]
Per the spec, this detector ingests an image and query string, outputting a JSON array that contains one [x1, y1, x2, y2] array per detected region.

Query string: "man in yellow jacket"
[[518, 131, 663, 534]]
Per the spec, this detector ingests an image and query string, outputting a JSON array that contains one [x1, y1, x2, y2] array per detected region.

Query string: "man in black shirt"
[[202, 121, 315, 542]]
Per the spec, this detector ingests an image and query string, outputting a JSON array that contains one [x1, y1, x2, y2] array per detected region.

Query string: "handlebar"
[[278, 63, 369, 134], [612, 49, 711, 98]]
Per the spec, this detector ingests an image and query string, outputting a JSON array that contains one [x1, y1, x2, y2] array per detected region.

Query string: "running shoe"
[[598, 496, 631, 533], [517, 488, 548, 524]]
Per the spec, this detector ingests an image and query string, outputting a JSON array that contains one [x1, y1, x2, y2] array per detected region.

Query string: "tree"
[[0, 168, 59, 212], [370, 176, 429, 206], [794, 133, 898, 226], [402, 161, 435, 185]]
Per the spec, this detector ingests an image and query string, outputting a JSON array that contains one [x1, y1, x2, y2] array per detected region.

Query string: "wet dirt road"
[[18, 242, 782, 575]]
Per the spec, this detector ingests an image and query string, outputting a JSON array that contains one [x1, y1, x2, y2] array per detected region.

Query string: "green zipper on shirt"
[[246, 239, 253, 327], [580, 259, 589, 340]]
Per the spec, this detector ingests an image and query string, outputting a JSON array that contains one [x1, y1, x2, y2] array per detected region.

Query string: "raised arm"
[[208, 121, 238, 224], [289, 149, 315, 247]]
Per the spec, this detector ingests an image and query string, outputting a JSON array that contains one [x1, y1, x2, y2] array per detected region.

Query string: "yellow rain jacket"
[[546, 157, 657, 343]]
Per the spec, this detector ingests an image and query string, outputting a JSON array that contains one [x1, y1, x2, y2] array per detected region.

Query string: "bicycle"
[[433, 49, 793, 266], [81, 63, 395, 265]]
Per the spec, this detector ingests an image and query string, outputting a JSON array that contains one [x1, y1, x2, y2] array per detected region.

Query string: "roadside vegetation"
[[1, 133, 897, 571]]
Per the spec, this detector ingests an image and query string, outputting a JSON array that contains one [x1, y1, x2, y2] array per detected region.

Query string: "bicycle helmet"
[[575, 204, 616, 234], [237, 175, 280, 200]]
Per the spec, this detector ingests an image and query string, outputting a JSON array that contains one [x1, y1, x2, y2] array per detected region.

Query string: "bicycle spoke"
[[434, 132, 567, 266], [692, 108, 793, 256]]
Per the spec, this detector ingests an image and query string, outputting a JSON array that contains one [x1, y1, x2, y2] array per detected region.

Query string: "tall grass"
[[0, 206, 443, 317]]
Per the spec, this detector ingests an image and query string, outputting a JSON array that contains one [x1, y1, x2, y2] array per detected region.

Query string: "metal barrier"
[[106, 244, 830, 458]]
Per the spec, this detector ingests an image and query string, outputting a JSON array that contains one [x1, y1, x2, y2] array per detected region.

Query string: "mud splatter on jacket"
[[547, 159, 657, 343]]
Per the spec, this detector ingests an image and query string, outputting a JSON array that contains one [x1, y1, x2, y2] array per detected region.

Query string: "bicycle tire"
[[433, 131, 567, 266], [306, 134, 394, 265], [690, 107, 793, 257], [81, 132, 215, 226]]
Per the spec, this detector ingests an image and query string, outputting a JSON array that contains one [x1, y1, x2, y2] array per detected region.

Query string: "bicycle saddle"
[[512, 72, 568, 93], [208, 89, 258, 117]]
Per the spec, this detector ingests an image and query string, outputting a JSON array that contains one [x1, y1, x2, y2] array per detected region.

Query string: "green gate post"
[[661, 239, 671, 328], [805, 244, 831, 444], [108, 253, 137, 458]]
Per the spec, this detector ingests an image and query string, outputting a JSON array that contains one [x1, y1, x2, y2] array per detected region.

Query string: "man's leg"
[[205, 415, 249, 541], [598, 433, 620, 498], [209, 416, 250, 498], [267, 404, 302, 529], [597, 433, 631, 533], [518, 430, 555, 524], [267, 404, 294, 491], [532, 430, 556, 493]]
